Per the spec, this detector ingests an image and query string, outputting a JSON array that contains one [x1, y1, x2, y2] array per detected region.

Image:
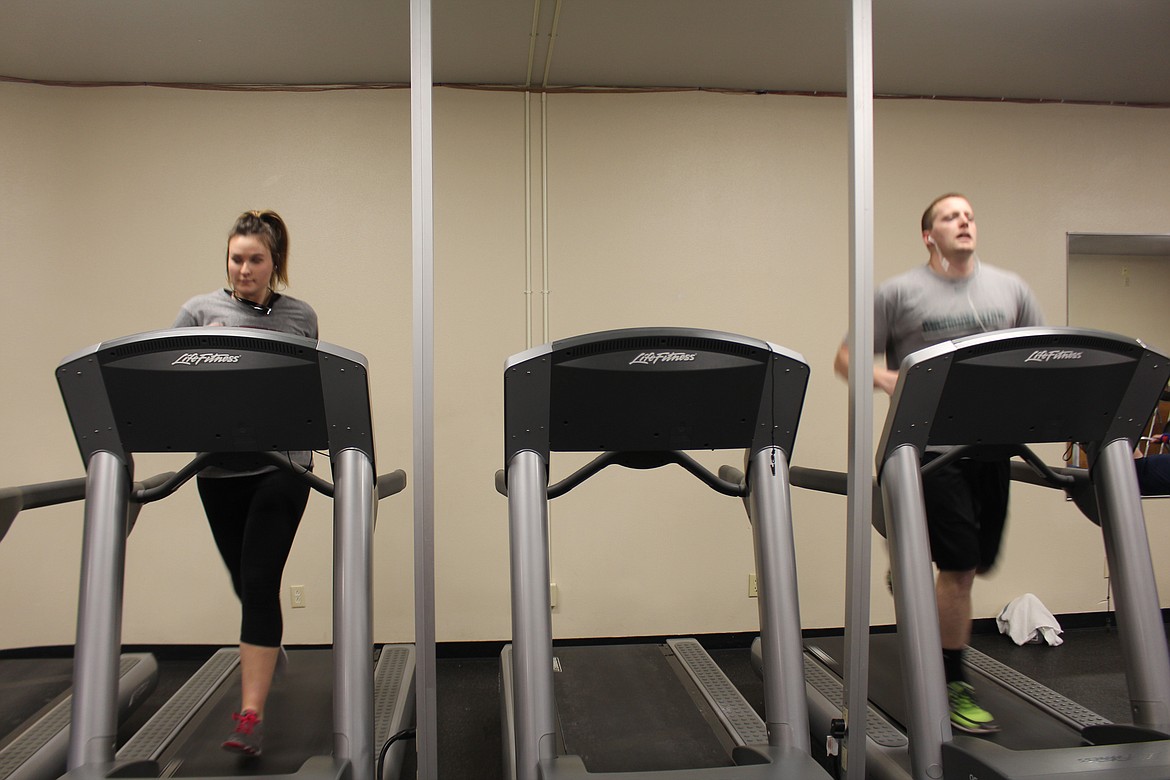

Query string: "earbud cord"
[[930, 235, 986, 332], [965, 252, 987, 331]]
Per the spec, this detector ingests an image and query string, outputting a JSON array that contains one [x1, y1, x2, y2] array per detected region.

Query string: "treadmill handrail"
[[1, 477, 87, 511], [916, 444, 1077, 486], [0, 471, 174, 545], [1002, 445, 1077, 487], [1007, 458, 1086, 490], [496, 450, 747, 499], [131, 452, 407, 502]]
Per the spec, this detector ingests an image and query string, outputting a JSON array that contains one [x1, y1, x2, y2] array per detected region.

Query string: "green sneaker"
[[947, 681, 1000, 734]]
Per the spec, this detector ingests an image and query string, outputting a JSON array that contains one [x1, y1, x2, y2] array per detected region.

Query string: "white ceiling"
[[1, 1, 1168, 105]]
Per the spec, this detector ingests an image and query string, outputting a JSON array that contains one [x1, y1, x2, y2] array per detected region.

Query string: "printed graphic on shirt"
[[922, 309, 1007, 336]]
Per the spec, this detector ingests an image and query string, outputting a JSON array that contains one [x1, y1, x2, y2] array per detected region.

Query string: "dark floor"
[[1, 616, 1165, 780]]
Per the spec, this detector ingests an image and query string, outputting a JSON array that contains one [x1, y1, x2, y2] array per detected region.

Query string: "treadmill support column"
[[333, 448, 376, 780], [507, 450, 556, 780], [69, 451, 131, 770], [747, 446, 811, 751], [1094, 438, 1170, 733], [881, 444, 949, 780]]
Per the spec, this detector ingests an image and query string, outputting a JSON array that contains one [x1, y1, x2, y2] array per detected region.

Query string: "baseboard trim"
[[2, 609, 1165, 660]]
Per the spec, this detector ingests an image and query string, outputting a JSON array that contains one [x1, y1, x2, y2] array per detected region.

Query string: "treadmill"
[[0, 476, 163, 780], [53, 327, 413, 780], [499, 326, 830, 780], [802, 326, 1170, 779]]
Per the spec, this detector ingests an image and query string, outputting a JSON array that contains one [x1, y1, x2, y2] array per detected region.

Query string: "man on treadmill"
[[834, 193, 1045, 734]]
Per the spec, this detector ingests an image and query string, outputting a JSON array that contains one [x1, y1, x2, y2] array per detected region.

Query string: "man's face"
[[925, 196, 976, 258]]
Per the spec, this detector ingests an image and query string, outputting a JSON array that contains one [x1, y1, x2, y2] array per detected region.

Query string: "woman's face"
[[227, 234, 275, 303]]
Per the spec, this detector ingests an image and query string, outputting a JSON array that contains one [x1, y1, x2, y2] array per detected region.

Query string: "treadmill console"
[[504, 327, 809, 465], [879, 327, 1170, 467], [57, 327, 375, 464]]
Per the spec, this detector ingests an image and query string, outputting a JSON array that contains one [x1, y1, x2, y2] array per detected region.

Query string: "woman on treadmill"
[[173, 209, 319, 756]]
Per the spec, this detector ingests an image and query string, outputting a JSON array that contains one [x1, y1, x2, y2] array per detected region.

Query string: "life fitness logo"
[[1024, 349, 1083, 363], [172, 352, 242, 366], [629, 351, 698, 365]]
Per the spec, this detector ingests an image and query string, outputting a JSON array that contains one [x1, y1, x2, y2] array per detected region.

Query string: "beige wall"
[[1069, 253, 1170, 352], [2, 82, 1169, 650]]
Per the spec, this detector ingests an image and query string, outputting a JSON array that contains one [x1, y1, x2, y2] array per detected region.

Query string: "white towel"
[[996, 593, 1064, 646]]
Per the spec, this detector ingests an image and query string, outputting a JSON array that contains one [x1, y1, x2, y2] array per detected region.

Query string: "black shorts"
[[921, 454, 1010, 573]]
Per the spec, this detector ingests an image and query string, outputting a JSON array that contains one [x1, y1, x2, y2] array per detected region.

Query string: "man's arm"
[[835, 342, 899, 396]]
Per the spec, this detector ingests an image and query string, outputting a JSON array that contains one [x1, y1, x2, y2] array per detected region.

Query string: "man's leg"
[[937, 568, 975, 651], [937, 568, 998, 732], [923, 458, 1002, 734]]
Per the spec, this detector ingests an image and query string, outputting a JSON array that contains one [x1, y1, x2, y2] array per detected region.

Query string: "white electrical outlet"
[[291, 585, 306, 608], [550, 582, 558, 609], [748, 574, 758, 598]]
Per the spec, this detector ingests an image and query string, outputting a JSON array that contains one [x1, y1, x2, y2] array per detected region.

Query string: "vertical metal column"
[[1094, 439, 1170, 732], [333, 449, 376, 780], [507, 451, 556, 780], [68, 451, 130, 770], [882, 445, 949, 780], [747, 446, 811, 751], [845, 1, 875, 778], [410, 0, 438, 777]]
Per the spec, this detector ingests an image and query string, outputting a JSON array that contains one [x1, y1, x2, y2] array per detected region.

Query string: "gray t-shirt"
[[874, 262, 1045, 371], [172, 289, 320, 476], [173, 288, 318, 337]]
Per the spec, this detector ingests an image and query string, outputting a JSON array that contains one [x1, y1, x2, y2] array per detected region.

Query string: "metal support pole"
[[507, 451, 556, 780], [68, 451, 130, 770], [333, 449, 376, 780], [747, 446, 811, 751], [1095, 439, 1170, 732], [410, 0, 438, 776], [845, 1, 875, 778], [882, 445, 949, 780]]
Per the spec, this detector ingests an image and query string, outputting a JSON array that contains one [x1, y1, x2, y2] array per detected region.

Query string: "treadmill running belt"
[[166, 650, 334, 777], [550, 644, 732, 773], [808, 634, 1089, 751], [0, 660, 72, 740]]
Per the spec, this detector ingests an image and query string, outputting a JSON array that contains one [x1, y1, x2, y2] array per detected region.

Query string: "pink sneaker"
[[222, 709, 264, 755]]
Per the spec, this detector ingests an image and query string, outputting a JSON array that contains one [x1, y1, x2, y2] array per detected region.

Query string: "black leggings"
[[197, 471, 310, 647]]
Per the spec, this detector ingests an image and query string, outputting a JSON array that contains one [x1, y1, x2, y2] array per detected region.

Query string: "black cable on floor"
[[377, 728, 416, 779]]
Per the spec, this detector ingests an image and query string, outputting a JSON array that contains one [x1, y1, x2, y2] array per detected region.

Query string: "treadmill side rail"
[[0, 655, 157, 780]]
